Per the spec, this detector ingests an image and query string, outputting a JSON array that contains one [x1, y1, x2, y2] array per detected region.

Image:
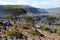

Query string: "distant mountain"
[[0, 5, 48, 17], [0, 5, 60, 17], [46, 7, 60, 17]]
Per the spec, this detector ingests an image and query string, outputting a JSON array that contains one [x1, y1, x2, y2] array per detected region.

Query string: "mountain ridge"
[[0, 5, 60, 17], [0, 5, 48, 17]]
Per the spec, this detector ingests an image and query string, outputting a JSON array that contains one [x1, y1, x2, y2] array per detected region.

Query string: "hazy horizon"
[[0, 0, 60, 9]]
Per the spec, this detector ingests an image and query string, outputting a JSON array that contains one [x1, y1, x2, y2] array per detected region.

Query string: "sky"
[[0, 0, 60, 9]]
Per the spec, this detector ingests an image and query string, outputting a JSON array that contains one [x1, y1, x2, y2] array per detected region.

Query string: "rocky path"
[[37, 29, 60, 40], [19, 28, 41, 40]]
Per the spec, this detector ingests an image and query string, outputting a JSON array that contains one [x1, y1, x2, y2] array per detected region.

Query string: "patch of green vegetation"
[[53, 22, 60, 26], [47, 16, 56, 21], [18, 23, 34, 29], [0, 24, 3, 27], [7, 30, 23, 38], [54, 29, 60, 35], [18, 24, 29, 29], [42, 25, 50, 31], [27, 29, 41, 36]]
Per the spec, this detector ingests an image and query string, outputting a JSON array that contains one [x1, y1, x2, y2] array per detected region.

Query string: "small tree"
[[5, 7, 27, 24], [46, 16, 56, 32], [47, 16, 56, 26], [47, 16, 56, 21], [24, 16, 38, 31]]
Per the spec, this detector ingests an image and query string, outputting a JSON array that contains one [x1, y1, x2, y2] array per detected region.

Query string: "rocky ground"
[[0, 23, 60, 40]]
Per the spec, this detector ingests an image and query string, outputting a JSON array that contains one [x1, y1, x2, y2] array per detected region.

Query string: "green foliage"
[[4, 7, 11, 11], [18, 24, 33, 29], [24, 16, 34, 21], [53, 22, 60, 26], [47, 16, 56, 21], [27, 29, 41, 36], [42, 25, 50, 30], [24, 16, 38, 21], [18, 24, 28, 29], [5, 7, 27, 24], [6, 14, 14, 20], [55, 29, 60, 35], [26, 24, 34, 27], [0, 24, 3, 27], [4, 7, 27, 16], [7, 30, 23, 38]]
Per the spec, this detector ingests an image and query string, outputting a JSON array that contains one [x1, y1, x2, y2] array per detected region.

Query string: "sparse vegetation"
[[47, 16, 56, 21], [24, 16, 38, 31], [27, 29, 41, 36], [0, 6, 60, 40], [53, 22, 60, 26], [0, 24, 3, 27], [19, 24, 29, 29], [6, 14, 14, 20], [18, 23, 34, 29], [7, 30, 23, 38], [54, 29, 60, 35], [42, 25, 50, 31]]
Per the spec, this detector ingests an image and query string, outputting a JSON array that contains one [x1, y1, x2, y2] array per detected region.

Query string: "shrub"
[[47, 16, 56, 21], [42, 25, 50, 31], [0, 24, 3, 26], [27, 29, 41, 36], [18, 23, 34, 29], [53, 22, 60, 26], [18, 24, 29, 29], [55, 29, 60, 35], [0, 24, 3, 28], [26, 24, 34, 27], [7, 30, 23, 38]]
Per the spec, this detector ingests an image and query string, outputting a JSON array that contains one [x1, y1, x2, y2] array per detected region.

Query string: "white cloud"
[[16, 0, 60, 8], [16, 0, 40, 8], [38, 0, 60, 8], [16, 0, 29, 5], [0, 0, 14, 5], [0, 0, 60, 8]]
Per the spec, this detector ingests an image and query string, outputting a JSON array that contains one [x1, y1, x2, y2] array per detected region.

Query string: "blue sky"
[[0, 0, 60, 9]]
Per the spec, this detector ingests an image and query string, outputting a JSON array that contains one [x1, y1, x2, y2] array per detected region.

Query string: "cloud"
[[16, 0, 41, 8], [0, 0, 60, 8], [16, 0, 28, 5], [0, 0, 14, 5], [40, 0, 60, 8], [16, 0, 60, 8]]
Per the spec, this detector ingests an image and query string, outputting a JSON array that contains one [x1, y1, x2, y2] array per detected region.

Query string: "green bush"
[[7, 30, 23, 38], [55, 29, 60, 35], [53, 22, 60, 26], [47, 16, 56, 21], [27, 29, 41, 36], [18, 24, 34, 29], [0, 24, 3, 27], [42, 25, 50, 31], [18, 24, 29, 29]]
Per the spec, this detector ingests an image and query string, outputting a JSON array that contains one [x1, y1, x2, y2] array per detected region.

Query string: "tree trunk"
[[14, 20, 16, 24], [14, 16, 17, 24], [32, 21, 36, 32]]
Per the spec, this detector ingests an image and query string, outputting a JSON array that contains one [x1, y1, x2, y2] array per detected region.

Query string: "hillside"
[[0, 5, 48, 17], [47, 7, 60, 17], [0, 5, 60, 17]]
